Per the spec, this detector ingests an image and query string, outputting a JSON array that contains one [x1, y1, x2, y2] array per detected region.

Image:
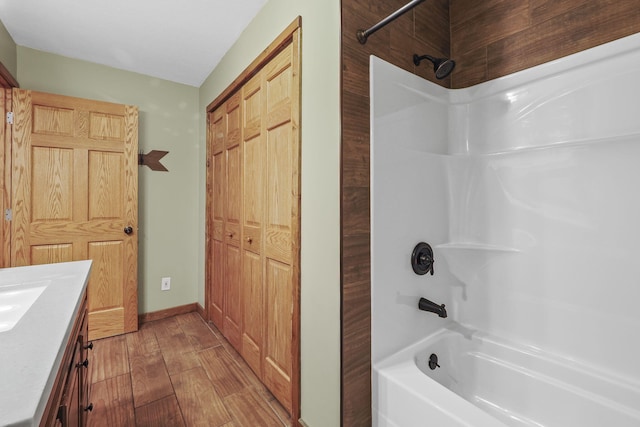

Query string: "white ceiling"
[[0, 0, 267, 87]]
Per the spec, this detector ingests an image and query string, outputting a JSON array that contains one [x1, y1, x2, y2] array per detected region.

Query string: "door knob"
[[124, 226, 133, 235]]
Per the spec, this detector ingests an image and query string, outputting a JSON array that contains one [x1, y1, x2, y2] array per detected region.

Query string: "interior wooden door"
[[241, 71, 264, 376], [209, 106, 225, 328], [262, 40, 300, 415], [223, 93, 243, 351], [11, 89, 138, 340]]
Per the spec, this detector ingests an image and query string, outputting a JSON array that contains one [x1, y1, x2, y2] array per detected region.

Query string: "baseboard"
[[196, 302, 205, 319], [138, 303, 198, 324], [298, 419, 309, 427]]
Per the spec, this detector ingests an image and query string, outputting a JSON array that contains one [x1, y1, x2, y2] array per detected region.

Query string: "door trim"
[[0, 62, 17, 268]]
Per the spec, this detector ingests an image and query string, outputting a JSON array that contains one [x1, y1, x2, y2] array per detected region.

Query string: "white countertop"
[[0, 261, 92, 427]]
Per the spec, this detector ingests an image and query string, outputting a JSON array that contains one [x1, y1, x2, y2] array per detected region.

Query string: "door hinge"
[[4, 208, 11, 221], [6, 112, 13, 124]]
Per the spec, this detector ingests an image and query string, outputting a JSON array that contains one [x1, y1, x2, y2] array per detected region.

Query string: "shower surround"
[[371, 33, 640, 426]]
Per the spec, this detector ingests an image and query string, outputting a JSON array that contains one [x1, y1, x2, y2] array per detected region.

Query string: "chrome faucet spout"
[[418, 297, 447, 318]]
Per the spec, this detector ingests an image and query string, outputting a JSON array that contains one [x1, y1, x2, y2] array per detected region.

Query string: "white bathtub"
[[373, 326, 640, 427]]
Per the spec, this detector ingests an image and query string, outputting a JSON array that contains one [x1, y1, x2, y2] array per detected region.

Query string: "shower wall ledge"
[[435, 243, 520, 252]]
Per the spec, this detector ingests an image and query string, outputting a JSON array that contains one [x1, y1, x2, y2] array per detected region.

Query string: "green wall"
[[198, 2, 341, 425], [17, 46, 201, 315], [15, 0, 341, 423], [0, 19, 16, 79]]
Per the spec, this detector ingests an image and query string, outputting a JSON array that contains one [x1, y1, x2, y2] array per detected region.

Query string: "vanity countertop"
[[0, 260, 92, 427]]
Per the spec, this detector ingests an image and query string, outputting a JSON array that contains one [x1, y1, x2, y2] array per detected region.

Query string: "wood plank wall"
[[340, 0, 640, 425], [451, 0, 640, 88], [340, 1, 450, 425]]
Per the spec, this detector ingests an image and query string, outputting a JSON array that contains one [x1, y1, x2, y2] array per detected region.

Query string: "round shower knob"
[[411, 242, 434, 275]]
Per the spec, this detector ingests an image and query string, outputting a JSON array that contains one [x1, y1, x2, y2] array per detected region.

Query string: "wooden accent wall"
[[451, 0, 640, 88], [340, 0, 640, 425], [340, 1, 450, 425]]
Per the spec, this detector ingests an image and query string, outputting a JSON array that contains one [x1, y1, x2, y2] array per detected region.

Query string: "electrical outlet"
[[161, 277, 171, 291]]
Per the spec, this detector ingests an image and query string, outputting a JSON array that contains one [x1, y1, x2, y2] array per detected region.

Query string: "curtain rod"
[[356, 0, 427, 44]]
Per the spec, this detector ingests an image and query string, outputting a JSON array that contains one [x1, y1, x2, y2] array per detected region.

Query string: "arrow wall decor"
[[138, 150, 169, 171]]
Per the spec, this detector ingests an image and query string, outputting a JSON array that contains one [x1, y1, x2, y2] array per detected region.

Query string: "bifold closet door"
[[241, 72, 265, 377], [262, 41, 299, 415], [209, 106, 225, 328], [206, 20, 301, 419], [223, 93, 243, 351]]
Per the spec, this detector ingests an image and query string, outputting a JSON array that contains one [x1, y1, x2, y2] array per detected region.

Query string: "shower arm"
[[356, 0, 426, 44]]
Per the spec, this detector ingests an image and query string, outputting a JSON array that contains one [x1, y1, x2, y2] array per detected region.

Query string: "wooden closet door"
[[11, 89, 138, 340], [205, 20, 301, 420], [241, 72, 264, 376], [223, 93, 242, 351], [262, 41, 299, 415], [209, 106, 225, 328]]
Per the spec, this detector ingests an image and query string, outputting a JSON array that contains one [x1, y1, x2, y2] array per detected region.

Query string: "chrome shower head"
[[413, 54, 456, 79]]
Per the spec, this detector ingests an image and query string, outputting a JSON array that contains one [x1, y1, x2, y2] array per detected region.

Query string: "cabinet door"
[[79, 307, 92, 426], [58, 341, 81, 427], [223, 93, 242, 350], [209, 107, 225, 328], [241, 72, 264, 376], [262, 42, 299, 415]]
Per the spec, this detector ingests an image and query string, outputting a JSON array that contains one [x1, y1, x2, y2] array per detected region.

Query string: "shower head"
[[413, 54, 456, 79]]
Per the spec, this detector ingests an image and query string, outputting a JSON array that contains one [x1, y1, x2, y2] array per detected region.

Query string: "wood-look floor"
[[87, 312, 291, 427]]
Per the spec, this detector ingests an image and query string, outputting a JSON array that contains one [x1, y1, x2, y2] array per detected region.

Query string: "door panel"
[[11, 89, 138, 340], [88, 240, 125, 338], [242, 249, 262, 376], [211, 239, 224, 326], [88, 151, 123, 219], [31, 147, 73, 221], [209, 107, 225, 329], [265, 45, 294, 265], [223, 94, 242, 350], [241, 72, 264, 377], [31, 244, 73, 265], [242, 73, 263, 253], [261, 41, 299, 417], [264, 257, 293, 413], [225, 145, 241, 235], [224, 242, 242, 349]]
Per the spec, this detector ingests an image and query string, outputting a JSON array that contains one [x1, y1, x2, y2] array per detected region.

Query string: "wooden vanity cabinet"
[[40, 289, 93, 427]]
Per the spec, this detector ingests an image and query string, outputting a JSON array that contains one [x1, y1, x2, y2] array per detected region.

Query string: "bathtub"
[[373, 326, 640, 427]]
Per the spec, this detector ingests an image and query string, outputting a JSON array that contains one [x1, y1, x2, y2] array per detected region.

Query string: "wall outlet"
[[161, 277, 171, 291]]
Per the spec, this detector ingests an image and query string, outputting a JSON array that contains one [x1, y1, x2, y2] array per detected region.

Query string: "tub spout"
[[418, 297, 447, 318]]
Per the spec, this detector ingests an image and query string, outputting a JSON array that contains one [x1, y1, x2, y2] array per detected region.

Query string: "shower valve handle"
[[411, 242, 434, 276], [419, 253, 434, 275]]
